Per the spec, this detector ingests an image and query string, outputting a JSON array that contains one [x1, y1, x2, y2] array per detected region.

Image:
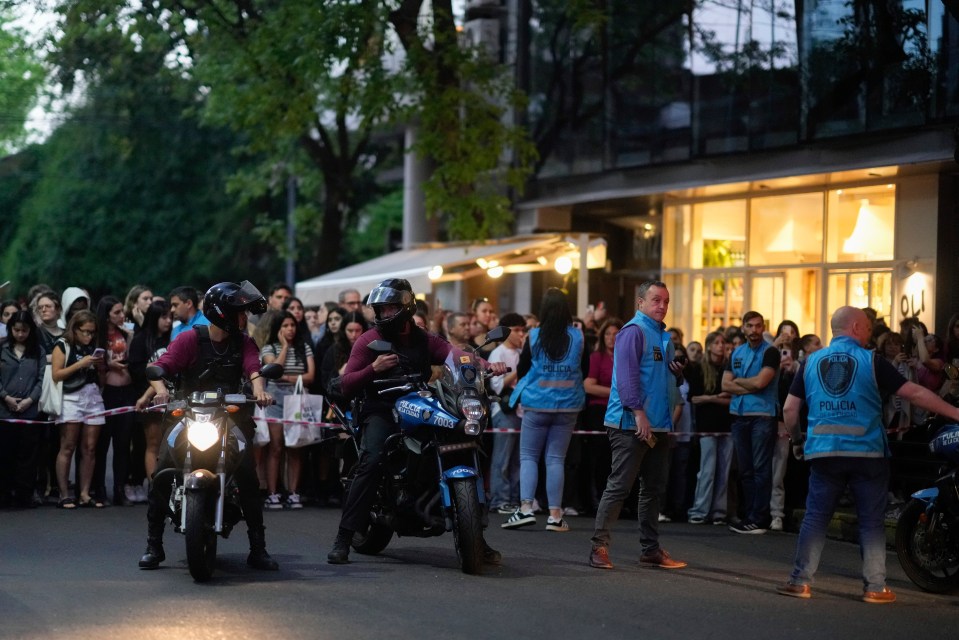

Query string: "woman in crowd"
[[319, 310, 368, 392], [260, 311, 316, 510], [52, 310, 106, 509], [770, 337, 799, 531], [123, 285, 154, 333], [93, 296, 137, 506], [502, 288, 587, 533], [943, 313, 959, 364], [581, 317, 623, 514], [662, 344, 694, 523], [0, 311, 44, 507], [33, 292, 63, 356], [129, 299, 173, 485], [0, 300, 20, 345], [312, 306, 345, 370], [686, 331, 733, 525]]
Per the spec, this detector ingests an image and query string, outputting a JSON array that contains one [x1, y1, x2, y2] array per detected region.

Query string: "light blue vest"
[[510, 326, 584, 412], [728, 341, 779, 417], [604, 311, 675, 432], [802, 335, 889, 460]]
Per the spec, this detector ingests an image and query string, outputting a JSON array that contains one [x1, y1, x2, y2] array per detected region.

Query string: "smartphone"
[[92, 348, 106, 358]]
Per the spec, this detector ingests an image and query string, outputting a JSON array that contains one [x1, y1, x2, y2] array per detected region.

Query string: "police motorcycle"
[[145, 361, 283, 582], [346, 326, 509, 575], [895, 422, 959, 593]]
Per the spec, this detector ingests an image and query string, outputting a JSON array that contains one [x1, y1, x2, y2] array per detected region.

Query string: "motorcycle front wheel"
[[450, 478, 484, 576], [185, 491, 218, 583], [895, 498, 959, 593]]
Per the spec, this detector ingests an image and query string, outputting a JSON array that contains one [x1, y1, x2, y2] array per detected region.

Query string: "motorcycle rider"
[[136, 281, 279, 571], [326, 278, 507, 565]]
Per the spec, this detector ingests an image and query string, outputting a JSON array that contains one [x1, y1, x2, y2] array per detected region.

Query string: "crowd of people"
[[2, 277, 959, 601]]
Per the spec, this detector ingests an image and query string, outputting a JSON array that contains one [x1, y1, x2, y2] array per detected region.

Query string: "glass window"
[[749, 269, 820, 338], [825, 270, 893, 340], [699, 273, 745, 337], [826, 185, 895, 262], [662, 205, 691, 269], [696, 200, 747, 269], [748, 193, 824, 265]]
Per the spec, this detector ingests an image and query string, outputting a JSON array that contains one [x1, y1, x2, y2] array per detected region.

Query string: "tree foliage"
[[0, 11, 43, 155]]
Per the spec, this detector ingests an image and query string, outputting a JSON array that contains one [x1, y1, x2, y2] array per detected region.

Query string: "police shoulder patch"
[[816, 354, 858, 397]]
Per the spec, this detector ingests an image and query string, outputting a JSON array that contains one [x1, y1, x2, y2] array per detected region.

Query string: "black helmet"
[[368, 278, 416, 336], [203, 281, 268, 333]]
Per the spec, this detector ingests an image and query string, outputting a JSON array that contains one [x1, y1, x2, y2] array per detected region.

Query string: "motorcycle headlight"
[[458, 396, 486, 422], [187, 419, 221, 451]]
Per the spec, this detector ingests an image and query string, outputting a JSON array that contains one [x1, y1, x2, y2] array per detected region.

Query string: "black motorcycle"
[[343, 326, 508, 575], [895, 423, 959, 593], [146, 362, 282, 582]]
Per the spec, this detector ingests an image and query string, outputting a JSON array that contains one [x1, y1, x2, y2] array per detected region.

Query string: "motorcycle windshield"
[[438, 347, 485, 404]]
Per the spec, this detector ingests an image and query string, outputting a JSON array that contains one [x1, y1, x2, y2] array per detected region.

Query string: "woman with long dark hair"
[[319, 310, 369, 392], [502, 288, 588, 533], [130, 299, 173, 485], [260, 311, 315, 510], [92, 295, 136, 506]]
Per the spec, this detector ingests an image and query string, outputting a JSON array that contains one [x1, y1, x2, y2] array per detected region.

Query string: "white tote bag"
[[283, 376, 324, 448], [253, 405, 270, 446], [39, 340, 70, 416]]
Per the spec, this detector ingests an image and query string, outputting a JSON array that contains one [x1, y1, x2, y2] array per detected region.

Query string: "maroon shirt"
[[587, 350, 614, 407], [152, 329, 262, 379], [339, 327, 453, 399]]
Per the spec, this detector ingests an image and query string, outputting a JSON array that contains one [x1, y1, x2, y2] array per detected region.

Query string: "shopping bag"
[[253, 405, 270, 446], [283, 376, 324, 448], [39, 340, 70, 416]]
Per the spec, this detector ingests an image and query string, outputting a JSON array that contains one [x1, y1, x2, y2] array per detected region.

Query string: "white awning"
[[295, 234, 606, 306]]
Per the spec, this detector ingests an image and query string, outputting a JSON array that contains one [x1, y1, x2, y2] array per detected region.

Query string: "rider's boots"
[[247, 527, 280, 571], [138, 522, 166, 569], [327, 527, 353, 564]]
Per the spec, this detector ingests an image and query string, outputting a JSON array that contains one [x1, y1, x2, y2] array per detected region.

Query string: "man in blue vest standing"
[[588, 281, 686, 570], [722, 310, 780, 534], [777, 306, 959, 603]]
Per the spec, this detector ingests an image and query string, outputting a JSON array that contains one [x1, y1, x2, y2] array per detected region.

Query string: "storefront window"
[[826, 185, 895, 262], [748, 193, 823, 265], [749, 269, 819, 339], [699, 273, 745, 335], [825, 270, 893, 339], [695, 200, 747, 269], [662, 205, 691, 269]]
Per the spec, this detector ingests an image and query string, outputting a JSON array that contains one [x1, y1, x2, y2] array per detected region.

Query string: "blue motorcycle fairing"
[[394, 393, 459, 431], [910, 487, 939, 503], [185, 468, 219, 492], [443, 465, 479, 480], [166, 422, 186, 448]]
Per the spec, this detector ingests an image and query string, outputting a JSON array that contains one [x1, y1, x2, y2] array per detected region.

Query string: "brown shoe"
[[776, 583, 812, 599], [862, 587, 896, 604], [639, 548, 687, 569], [589, 546, 613, 570]]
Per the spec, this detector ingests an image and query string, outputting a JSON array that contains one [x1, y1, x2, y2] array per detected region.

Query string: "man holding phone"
[[588, 281, 686, 570]]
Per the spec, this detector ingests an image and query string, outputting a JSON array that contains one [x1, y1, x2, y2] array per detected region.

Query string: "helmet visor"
[[231, 280, 267, 314], [367, 286, 412, 308]]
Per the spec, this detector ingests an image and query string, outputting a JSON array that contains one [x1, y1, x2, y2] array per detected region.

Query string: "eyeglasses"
[[76, 329, 96, 336]]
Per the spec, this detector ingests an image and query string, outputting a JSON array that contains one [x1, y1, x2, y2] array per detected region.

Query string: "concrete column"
[[402, 125, 436, 249]]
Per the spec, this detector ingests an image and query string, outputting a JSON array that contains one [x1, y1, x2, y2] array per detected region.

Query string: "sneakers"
[[589, 546, 613, 570], [502, 510, 536, 529], [286, 493, 303, 510], [639, 548, 687, 569], [862, 587, 896, 604], [264, 493, 283, 510], [728, 521, 766, 535], [563, 507, 580, 517], [770, 516, 783, 531], [546, 517, 570, 532], [495, 503, 519, 515], [688, 515, 706, 524], [711, 517, 727, 526], [777, 583, 812, 599], [658, 513, 672, 523]]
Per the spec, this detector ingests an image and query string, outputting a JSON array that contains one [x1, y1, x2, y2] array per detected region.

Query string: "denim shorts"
[[60, 383, 106, 425]]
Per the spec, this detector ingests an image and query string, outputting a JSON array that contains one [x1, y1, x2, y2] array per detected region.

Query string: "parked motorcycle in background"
[[895, 422, 959, 593], [344, 326, 509, 575]]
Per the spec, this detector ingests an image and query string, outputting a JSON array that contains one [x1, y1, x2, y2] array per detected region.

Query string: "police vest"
[[728, 342, 779, 416], [604, 311, 674, 431], [179, 326, 245, 395], [510, 326, 584, 412], [802, 335, 888, 460]]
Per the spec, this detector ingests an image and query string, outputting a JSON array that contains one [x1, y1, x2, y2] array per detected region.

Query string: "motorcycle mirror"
[[367, 339, 394, 354], [483, 326, 509, 345], [259, 362, 284, 380], [145, 364, 167, 381]]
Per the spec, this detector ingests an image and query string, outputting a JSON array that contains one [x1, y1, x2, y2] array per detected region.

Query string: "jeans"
[[519, 410, 578, 509], [769, 428, 790, 519], [591, 428, 669, 554], [489, 410, 520, 508], [340, 413, 396, 533], [788, 457, 890, 592], [730, 415, 777, 526], [688, 436, 734, 520]]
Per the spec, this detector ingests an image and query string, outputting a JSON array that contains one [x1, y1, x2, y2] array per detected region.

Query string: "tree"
[[0, 11, 43, 155]]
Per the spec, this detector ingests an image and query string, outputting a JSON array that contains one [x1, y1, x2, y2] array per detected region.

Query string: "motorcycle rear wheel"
[[895, 498, 959, 593], [185, 491, 218, 583], [450, 478, 484, 576]]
